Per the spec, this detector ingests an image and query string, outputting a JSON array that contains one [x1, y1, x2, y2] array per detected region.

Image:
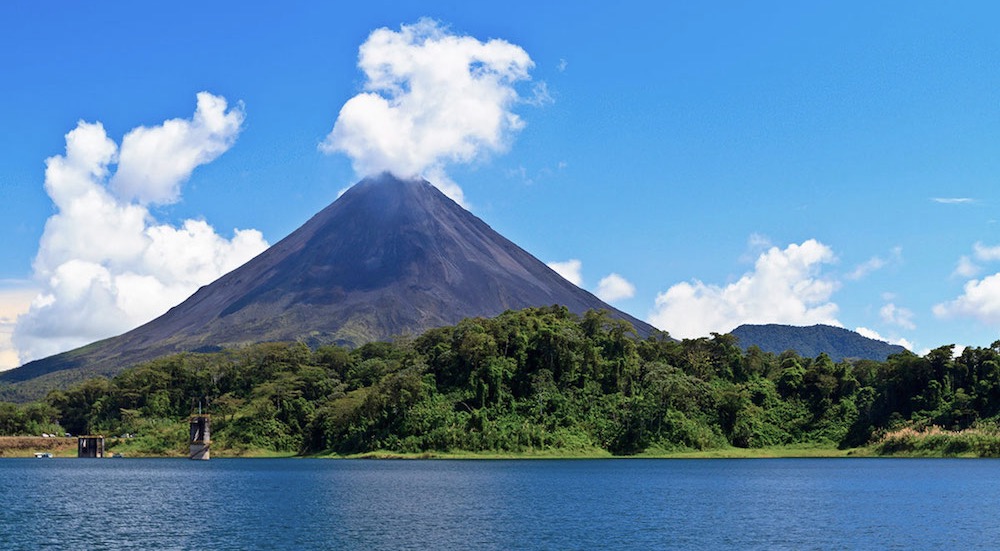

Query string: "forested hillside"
[[2, 306, 999, 457], [731, 324, 906, 362]]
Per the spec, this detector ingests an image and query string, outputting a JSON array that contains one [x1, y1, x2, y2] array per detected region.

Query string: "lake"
[[2, 457, 998, 549]]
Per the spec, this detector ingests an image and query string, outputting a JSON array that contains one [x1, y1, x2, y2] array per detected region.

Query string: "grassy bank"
[[0, 436, 78, 457], [2, 437, 857, 459], [0, 444, 989, 459], [9, 431, 1000, 459]]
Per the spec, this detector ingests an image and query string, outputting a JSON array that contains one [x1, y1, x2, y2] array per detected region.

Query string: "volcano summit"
[[3, 174, 654, 391]]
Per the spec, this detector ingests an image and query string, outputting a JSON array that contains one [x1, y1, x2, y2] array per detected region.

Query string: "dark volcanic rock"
[[3, 174, 653, 389]]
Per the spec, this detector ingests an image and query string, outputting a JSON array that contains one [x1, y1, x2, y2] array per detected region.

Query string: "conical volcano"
[[3, 173, 655, 389]]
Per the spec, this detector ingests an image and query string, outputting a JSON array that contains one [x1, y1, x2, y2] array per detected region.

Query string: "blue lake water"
[[2, 457, 999, 549]]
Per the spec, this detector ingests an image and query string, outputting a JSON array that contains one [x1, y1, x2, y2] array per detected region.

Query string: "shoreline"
[[0, 436, 78, 458], [334, 446, 864, 460], [2, 436, 991, 459]]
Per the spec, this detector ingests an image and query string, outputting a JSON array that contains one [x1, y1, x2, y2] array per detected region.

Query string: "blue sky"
[[2, 1, 1000, 369]]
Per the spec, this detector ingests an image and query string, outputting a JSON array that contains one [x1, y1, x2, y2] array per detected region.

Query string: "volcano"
[[3, 174, 655, 392]]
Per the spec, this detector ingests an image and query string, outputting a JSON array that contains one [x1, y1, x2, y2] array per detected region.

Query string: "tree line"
[[2, 306, 999, 456]]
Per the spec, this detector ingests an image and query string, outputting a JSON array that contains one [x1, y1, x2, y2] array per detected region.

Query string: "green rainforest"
[[3, 306, 1000, 457]]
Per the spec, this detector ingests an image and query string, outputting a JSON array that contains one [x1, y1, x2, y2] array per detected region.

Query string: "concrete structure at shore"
[[189, 415, 210, 460], [77, 435, 104, 458]]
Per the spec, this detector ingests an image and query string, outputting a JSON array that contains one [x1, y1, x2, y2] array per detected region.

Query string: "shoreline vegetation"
[[7, 426, 1000, 459], [4, 307, 1000, 459], [4, 438, 999, 459]]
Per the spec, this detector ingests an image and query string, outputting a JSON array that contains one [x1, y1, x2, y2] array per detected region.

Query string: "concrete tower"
[[189, 415, 210, 460]]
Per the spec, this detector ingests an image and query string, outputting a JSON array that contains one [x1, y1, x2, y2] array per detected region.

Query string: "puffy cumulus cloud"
[[596, 273, 636, 303], [547, 259, 583, 287], [320, 18, 536, 204], [855, 327, 914, 351], [648, 239, 840, 339], [880, 303, 916, 330], [938, 242, 1000, 325], [111, 92, 244, 205], [547, 259, 636, 303], [12, 93, 267, 364], [950, 242, 1000, 279], [933, 273, 1000, 325]]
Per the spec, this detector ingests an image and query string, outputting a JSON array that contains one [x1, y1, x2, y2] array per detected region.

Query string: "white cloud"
[[545, 259, 634, 303], [847, 257, 885, 281], [950, 243, 1000, 279], [506, 166, 531, 184], [939, 242, 1000, 325], [320, 18, 537, 204], [933, 273, 1000, 324], [547, 259, 583, 287], [973, 242, 1000, 262], [913, 344, 966, 358], [879, 303, 916, 330], [596, 273, 636, 303], [739, 233, 773, 263], [12, 93, 268, 364], [896, 338, 915, 351], [0, 285, 38, 370], [954, 255, 981, 278], [932, 197, 975, 204], [747, 233, 772, 250], [648, 239, 840, 338], [855, 326, 914, 351], [111, 92, 244, 205], [855, 326, 886, 342], [846, 246, 901, 281]]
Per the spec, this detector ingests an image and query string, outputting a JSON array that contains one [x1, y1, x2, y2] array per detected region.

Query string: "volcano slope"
[[3, 174, 654, 396]]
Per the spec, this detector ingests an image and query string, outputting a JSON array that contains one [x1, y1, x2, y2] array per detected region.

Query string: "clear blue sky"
[[2, 1, 1000, 368]]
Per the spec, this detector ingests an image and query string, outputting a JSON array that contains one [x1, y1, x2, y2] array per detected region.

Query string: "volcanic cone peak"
[[3, 173, 654, 389]]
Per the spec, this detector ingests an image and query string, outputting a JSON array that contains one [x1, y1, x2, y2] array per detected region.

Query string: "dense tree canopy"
[[3, 306, 1000, 456]]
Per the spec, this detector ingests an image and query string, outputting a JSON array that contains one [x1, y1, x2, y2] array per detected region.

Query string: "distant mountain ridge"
[[730, 324, 906, 362], [2, 174, 653, 396]]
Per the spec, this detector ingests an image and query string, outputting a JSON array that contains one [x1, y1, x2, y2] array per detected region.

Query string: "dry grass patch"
[[874, 426, 1000, 457], [0, 436, 77, 457]]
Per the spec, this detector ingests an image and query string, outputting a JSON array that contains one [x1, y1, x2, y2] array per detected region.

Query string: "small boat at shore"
[[33, 452, 53, 458]]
